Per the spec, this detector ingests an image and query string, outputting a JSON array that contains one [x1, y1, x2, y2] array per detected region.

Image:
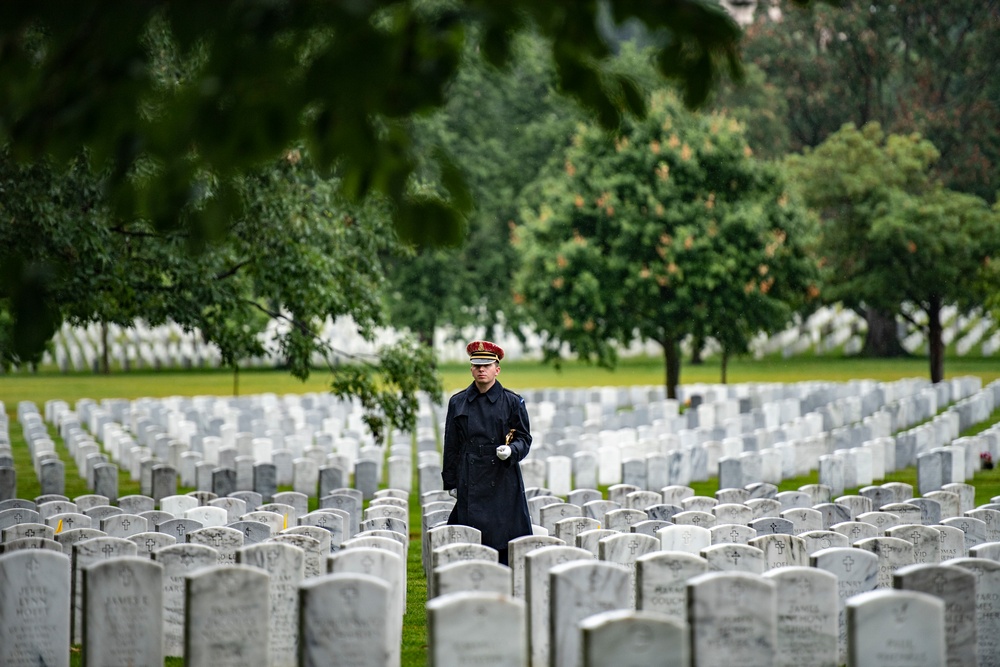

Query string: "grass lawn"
[[2, 353, 999, 667]]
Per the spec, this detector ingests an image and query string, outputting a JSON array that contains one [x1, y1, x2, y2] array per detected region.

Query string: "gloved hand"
[[496, 445, 512, 460], [448, 488, 458, 499]]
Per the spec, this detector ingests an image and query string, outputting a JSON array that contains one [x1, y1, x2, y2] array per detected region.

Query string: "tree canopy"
[[0, 147, 441, 442], [385, 32, 582, 345], [786, 122, 1000, 382], [0, 1, 752, 243], [742, 0, 1000, 200], [515, 90, 819, 397]]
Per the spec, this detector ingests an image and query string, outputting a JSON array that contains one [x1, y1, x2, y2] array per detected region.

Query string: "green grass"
[[4, 355, 999, 667], [4, 352, 1000, 407]]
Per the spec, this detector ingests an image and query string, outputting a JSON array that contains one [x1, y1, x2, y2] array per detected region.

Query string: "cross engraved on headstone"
[[13, 512, 22, 523], [909, 530, 921, 544], [729, 550, 741, 565], [730, 529, 741, 542], [340, 585, 358, 604], [121, 519, 130, 530], [244, 527, 252, 537], [628, 540, 639, 555], [119, 566, 134, 587], [588, 569, 600, 594], [667, 561, 682, 574], [213, 535, 223, 547], [774, 541, 786, 554], [576, 521, 588, 532], [769, 522, 779, 532], [682, 530, 692, 545], [960, 522, 970, 532], [146, 539, 156, 552], [65, 517, 75, 528], [102, 544, 114, 558], [361, 555, 374, 573], [875, 515, 886, 527], [933, 574, 947, 593], [851, 525, 862, 538], [317, 516, 327, 526], [25, 528, 36, 537], [625, 513, 635, 525], [892, 603, 908, 624], [27, 556, 39, 577], [176, 524, 186, 536], [843, 556, 854, 572]]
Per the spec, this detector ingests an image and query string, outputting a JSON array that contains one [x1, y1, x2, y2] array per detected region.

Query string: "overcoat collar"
[[464, 380, 503, 403]]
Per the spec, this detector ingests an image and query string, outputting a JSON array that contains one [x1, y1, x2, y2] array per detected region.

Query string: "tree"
[[742, 0, 1000, 356], [386, 32, 582, 345], [742, 0, 1000, 201], [0, 147, 441, 442], [0, 0, 833, 416], [0, 1, 750, 237], [515, 90, 819, 398], [786, 122, 1000, 383]]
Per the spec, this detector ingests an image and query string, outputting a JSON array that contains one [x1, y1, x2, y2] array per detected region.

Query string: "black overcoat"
[[441, 380, 532, 552]]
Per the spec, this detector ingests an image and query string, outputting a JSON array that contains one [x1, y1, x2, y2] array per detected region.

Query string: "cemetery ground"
[[3, 353, 1000, 666]]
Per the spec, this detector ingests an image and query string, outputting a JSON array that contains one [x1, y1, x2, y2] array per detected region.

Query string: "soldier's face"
[[471, 361, 500, 389]]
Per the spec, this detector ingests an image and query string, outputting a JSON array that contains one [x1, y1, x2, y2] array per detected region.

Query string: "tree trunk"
[[721, 347, 729, 384], [233, 364, 240, 397], [100, 322, 110, 374], [690, 334, 704, 365], [417, 325, 435, 348], [663, 336, 681, 399], [860, 306, 907, 357], [927, 296, 945, 383]]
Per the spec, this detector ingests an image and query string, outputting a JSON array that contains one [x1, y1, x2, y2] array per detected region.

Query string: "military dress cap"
[[467, 340, 504, 365]]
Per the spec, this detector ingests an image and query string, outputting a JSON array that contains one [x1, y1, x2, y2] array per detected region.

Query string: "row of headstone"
[[0, 402, 14, 501], [20, 376, 993, 515], [4, 377, 998, 667], [421, 460, 1000, 664], [38, 315, 421, 373], [35, 388, 428, 501], [0, 544, 405, 667], [420, 541, 998, 667], [14, 402, 67, 497], [421, 476, 1000, 667], [491, 377, 996, 499], [26, 304, 997, 378], [0, 483, 411, 664]]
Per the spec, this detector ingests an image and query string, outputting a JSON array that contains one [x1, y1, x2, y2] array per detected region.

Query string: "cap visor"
[[470, 358, 497, 365]]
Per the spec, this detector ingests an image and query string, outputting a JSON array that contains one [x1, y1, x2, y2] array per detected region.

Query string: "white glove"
[[496, 445, 512, 460], [448, 488, 458, 499]]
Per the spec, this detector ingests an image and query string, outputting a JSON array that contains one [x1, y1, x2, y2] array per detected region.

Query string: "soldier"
[[442, 340, 532, 565]]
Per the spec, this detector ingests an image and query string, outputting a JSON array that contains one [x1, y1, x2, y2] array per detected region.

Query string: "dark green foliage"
[[516, 90, 819, 397]]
